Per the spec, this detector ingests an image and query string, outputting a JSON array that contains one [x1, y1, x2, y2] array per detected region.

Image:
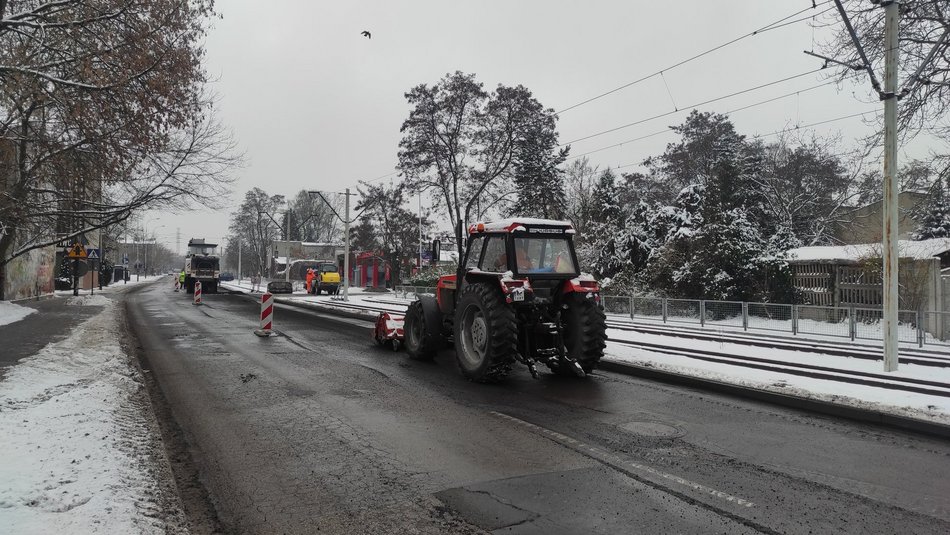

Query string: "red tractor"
[[402, 218, 607, 382]]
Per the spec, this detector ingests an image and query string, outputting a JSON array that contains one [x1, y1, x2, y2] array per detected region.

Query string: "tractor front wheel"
[[562, 293, 608, 373], [454, 283, 517, 383]]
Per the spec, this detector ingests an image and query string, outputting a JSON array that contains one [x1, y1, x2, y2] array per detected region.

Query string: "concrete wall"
[[834, 192, 928, 244], [3, 246, 55, 300]]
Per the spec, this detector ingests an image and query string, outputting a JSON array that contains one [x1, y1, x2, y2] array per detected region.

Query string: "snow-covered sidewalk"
[[222, 282, 950, 427], [0, 293, 186, 533]]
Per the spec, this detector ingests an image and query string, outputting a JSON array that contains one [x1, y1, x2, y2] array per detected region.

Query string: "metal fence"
[[394, 286, 436, 299], [923, 311, 950, 347], [393, 285, 947, 348]]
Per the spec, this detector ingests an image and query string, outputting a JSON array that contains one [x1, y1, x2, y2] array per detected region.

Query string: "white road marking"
[[490, 411, 755, 509]]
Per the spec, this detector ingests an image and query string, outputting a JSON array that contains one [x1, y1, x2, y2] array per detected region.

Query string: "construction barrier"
[[194, 281, 202, 305], [255, 292, 274, 336]]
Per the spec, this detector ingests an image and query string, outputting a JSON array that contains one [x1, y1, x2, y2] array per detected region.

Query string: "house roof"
[[787, 238, 950, 263]]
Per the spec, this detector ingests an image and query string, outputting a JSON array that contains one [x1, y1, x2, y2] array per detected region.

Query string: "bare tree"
[[356, 182, 431, 286], [286, 189, 343, 243], [816, 0, 950, 140], [397, 71, 561, 256], [0, 0, 235, 298], [229, 188, 284, 278], [756, 132, 860, 245], [562, 157, 599, 241]]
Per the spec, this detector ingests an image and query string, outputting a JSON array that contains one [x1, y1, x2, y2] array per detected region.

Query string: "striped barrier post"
[[254, 292, 274, 337], [193, 281, 202, 305]]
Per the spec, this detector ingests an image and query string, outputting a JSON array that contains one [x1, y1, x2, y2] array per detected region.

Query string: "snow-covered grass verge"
[[605, 341, 950, 425], [0, 298, 185, 533], [0, 300, 36, 327]]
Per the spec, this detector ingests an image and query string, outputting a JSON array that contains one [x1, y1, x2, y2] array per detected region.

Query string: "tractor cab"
[[436, 219, 596, 315]]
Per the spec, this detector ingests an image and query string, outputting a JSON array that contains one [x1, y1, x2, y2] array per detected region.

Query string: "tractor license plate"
[[512, 288, 525, 302]]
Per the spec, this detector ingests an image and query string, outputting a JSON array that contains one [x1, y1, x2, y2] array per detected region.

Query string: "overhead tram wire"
[[553, 1, 835, 116], [336, 5, 838, 196], [565, 80, 840, 162], [602, 110, 876, 172], [327, 5, 838, 196], [561, 67, 827, 147]]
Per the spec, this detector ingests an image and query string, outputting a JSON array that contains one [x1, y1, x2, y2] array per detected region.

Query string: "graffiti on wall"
[[4, 246, 55, 300]]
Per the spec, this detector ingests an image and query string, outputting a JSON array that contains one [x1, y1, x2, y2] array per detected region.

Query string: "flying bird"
[[361, 30, 371, 39]]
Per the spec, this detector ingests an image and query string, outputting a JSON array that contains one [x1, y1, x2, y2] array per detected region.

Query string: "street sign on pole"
[[66, 242, 87, 259], [86, 248, 100, 261]]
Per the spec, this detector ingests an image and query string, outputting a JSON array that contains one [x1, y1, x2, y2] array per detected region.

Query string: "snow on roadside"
[[0, 298, 186, 533], [65, 294, 111, 307], [0, 300, 37, 327], [606, 343, 950, 425]]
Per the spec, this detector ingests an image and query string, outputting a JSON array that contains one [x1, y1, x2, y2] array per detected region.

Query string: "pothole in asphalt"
[[620, 421, 685, 439]]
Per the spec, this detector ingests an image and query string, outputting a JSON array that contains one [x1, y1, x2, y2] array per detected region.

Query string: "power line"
[[566, 80, 839, 162], [561, 67, 827, 146], [603, 110, 875, 172], [554, 1, 833, 116]]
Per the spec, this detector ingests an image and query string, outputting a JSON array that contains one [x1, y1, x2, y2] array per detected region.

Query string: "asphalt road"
[[125, 282, 950, 534]]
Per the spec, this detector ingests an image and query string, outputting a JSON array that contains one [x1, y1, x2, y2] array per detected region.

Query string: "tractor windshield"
[[318, 263, 337, 273], [512, 237, 577, 275]]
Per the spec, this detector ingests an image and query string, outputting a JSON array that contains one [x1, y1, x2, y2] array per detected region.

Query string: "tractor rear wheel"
[[562, 293, 607, 373], [404, 298, 441, 361], [454, 283, 517, 382]]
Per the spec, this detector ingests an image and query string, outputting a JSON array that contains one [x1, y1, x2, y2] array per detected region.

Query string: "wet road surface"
[[125, 282, 950, 534]]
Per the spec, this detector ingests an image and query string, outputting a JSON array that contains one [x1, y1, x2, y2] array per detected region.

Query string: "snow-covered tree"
[[508, 114, 569, 219], [912, 179, 950, 240], [579, 169, 626, 278]]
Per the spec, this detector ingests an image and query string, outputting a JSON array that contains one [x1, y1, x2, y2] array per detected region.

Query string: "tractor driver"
[[493, 241, 533, 272]]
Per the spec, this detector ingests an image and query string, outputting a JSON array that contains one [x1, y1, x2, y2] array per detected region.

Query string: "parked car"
[[266, 281, 293, 294], [219, 272, 235, 281]]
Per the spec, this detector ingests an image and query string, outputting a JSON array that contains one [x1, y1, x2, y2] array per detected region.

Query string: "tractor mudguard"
[[418, 295, 442, 334]]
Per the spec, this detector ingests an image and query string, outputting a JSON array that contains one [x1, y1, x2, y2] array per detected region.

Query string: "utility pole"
[[344, 188, 351, 301], [284, 211, 291, 282], [308, 189, 359, 301], [237, 239, 242, 283], [418, 191, 423, 270], [882, 0, 900, 372], [821, 0, 903, 372]]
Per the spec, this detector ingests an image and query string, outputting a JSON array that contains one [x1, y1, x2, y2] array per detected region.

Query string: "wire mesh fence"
[[632, 297, 665, 321], [923, 311, 950, 347], [601, 295, 632, 318], [796, 305, 850, 339], [851, 308, 920, 344], [703, 301, 744, 329], [392, 283, 942, 348], [666, 299, 702, 325], [747, 303, 794, 333]]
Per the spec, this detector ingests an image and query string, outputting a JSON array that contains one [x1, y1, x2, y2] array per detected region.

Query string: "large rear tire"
[[562, 293, 608, 373], [404, 298, 441, 361], [454, 283, 517, 383]]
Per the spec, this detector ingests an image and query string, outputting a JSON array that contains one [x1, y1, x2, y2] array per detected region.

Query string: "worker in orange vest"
[[305, 267, 315, 294]]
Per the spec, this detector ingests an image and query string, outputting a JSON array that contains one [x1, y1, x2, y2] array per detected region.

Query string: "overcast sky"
[[146, 0, 938, 254]]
